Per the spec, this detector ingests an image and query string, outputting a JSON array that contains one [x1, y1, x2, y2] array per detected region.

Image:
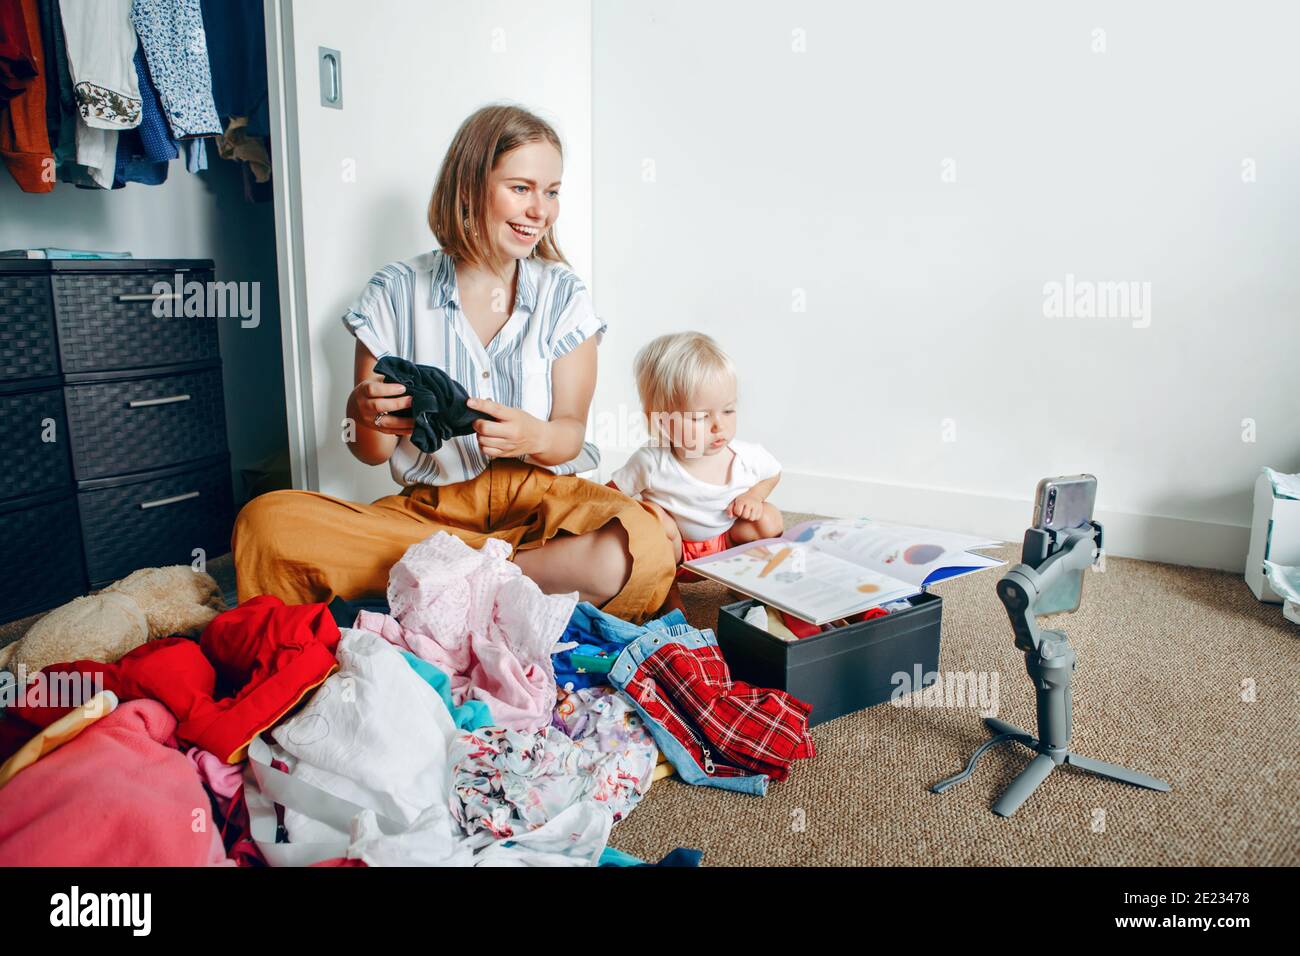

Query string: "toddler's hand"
[[729, 493, 764, 521]]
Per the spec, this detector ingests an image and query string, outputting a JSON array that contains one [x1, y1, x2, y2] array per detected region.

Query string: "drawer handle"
[[118, 292, 182, 303], [127, 393, 191, 408], [139, 491, 200, 510]]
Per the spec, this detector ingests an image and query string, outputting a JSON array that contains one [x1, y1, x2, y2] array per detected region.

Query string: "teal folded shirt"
[[400, 651, 494, 731]]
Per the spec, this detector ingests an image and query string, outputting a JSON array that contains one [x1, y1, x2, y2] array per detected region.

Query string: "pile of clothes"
[[0, 530, 816, 866]]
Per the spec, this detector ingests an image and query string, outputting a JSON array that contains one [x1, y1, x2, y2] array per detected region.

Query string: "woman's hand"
[[351, 378, 414, 437], [467, 397, 547, 459]]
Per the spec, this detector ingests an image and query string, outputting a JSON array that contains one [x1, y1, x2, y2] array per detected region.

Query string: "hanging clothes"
[[36, 0, 86, 184], [58, 0, 140, 188], [34, 0, 60, 146], [0, 0, 54, 192], [216, 115, 270, 181], [183, 134, 207, 171], [201, 0, 272, 191], [200, 0, 268, 136], [112, 129, 166, 186], [132, 45, 178, 163], [111, 49, 173, 187], [14, 0, 269, 190], [130, 0, 222, 139], [0, 0, 40, 103], [240, 157, 273, 201], [59, 0, 141, 128]]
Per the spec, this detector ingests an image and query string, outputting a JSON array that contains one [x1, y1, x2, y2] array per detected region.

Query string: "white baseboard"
[[592, 445, 1250, 573], [768, 470, 1250, 574]]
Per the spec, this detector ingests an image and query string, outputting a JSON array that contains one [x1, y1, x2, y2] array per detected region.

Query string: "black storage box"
[[716, 592, 943, 726]]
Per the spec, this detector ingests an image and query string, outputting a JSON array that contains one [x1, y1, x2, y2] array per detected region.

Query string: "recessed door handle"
[[319, 47, 343, 109]]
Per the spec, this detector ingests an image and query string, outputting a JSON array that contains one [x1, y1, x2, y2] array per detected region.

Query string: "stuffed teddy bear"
[[0, 566, 227, 675]]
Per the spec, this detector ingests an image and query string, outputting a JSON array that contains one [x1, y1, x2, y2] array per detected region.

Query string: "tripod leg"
[[930, 733, 1021, 793], [983, 717, 1037, 748], [1066, 753, 1171, 792], [991, 753, 1056, 817]]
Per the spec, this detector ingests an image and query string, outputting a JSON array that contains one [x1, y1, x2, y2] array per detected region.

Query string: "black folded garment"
[[372, 355, 493, 454]]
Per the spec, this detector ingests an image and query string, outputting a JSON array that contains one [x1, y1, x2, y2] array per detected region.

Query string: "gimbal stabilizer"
[[930, 521, 1171, 817]]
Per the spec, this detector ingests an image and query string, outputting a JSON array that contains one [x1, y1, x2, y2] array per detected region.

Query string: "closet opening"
[[0, 0, 287, 623]]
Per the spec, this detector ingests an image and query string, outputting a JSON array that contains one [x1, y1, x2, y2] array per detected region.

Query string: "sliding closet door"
[[264, 0, 593, 500]]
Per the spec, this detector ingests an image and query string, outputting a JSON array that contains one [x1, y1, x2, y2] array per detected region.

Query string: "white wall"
[[279, 0, 593, 504], [590, 0, 1300, 570], [0, 161, 288, 505]]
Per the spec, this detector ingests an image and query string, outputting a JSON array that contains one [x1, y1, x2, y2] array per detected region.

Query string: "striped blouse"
[[341, 248, 606, 487]]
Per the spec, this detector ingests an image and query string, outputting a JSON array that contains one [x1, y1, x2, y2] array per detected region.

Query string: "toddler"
[[610, 332, 784, 568]]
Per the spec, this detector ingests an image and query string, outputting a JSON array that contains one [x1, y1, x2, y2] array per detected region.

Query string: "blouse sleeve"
[[548, 283, 607, 359], [340, 263, 409, 360]]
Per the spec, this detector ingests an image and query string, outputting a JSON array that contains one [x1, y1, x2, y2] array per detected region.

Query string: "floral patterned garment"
[[130, 0, 222, 137], [552, 684, 649, 749], [450, 710, 658, 840], [59, 0, 142, 129]]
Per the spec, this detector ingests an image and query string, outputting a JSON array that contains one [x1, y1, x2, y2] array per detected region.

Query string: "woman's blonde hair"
[[428, 103, 568, 269], [634, 332, 736, 439]]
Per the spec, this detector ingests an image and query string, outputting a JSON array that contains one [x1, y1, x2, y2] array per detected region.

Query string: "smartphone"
[[1030, 475, 1097, 614]]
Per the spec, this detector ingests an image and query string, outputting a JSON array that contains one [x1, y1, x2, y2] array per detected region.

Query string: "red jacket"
[[0, 0, 54, 192], [8, 596, 340, 764]]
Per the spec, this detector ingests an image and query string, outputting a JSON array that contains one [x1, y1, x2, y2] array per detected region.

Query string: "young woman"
[[232, 105, 675, 622]]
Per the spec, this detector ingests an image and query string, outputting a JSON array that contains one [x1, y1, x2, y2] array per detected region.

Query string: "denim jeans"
[[608, 624, 770, 796]]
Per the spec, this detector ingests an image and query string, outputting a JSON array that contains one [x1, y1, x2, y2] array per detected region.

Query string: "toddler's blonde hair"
[[634, 332, 736, 439]]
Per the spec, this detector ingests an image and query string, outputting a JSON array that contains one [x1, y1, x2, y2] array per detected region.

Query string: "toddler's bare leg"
[[642, 500, 683, 563]]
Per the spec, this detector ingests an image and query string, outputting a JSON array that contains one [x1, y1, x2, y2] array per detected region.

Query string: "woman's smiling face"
[[485, 140, 562, 260]]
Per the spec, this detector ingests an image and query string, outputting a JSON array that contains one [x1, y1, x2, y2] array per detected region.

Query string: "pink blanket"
[[0, 700, 231, 866]]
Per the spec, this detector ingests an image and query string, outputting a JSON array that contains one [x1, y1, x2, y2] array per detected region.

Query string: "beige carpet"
[[5, 514, 1298, 866], [607, 522, 1300, 867]]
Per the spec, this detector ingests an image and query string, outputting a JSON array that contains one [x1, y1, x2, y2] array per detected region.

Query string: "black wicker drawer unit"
[[53, 269, 220, 373], [0, 259, 235, 623], [78, 457, 235, 585], [65, 367, 229, 480], [0, 492, 87, 623], [0, 385, 71, 501]]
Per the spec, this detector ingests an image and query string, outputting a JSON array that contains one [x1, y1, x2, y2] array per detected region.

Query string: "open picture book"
[[683, 518, 1007, 625]]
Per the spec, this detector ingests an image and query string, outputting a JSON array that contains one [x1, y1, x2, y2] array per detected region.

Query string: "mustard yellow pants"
[[231, 459, 676, 623]]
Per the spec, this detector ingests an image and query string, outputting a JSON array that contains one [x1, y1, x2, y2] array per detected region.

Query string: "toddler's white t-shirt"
[[610, 439, 782, 542]]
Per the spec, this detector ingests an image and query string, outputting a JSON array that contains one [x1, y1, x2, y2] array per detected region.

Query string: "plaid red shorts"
[[612, 626, 815, 785]]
